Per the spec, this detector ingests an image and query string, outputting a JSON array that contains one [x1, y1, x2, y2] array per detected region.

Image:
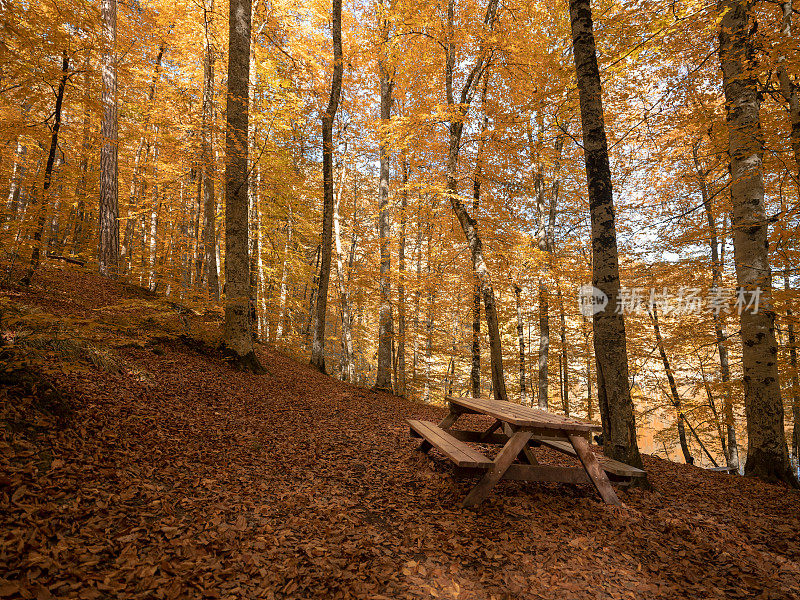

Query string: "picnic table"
[[408, 396, 646, 507]]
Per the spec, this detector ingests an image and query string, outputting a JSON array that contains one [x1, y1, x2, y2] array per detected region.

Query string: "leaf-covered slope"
[[1, 264, 799, 599]]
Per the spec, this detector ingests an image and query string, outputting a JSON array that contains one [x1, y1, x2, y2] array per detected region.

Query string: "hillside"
[[1, 263, 799, 600]]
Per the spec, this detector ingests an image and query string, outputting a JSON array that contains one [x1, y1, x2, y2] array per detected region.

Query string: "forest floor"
[[1, 262, 799, 600]]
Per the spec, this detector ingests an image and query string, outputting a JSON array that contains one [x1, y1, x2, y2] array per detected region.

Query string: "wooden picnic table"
[[408, 396, 645, 507]]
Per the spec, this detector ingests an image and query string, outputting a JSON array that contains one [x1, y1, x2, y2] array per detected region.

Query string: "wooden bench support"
[[462, 430, 533, 508], [534, 437, 646, 480], [569, 434, 621, 506]]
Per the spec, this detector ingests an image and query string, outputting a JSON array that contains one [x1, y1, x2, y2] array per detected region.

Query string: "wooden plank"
[[535, 438, 646, 478], [569, 434, 621, 506], [462, 430, 533, 508], [448, 396, 601, 432], [502, 464, 592, 484], [407, 420, 492, 469]]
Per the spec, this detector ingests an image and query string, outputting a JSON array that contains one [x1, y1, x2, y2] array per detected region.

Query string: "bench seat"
[[535, 438, 646, 478], [407, 419, 493, 469]]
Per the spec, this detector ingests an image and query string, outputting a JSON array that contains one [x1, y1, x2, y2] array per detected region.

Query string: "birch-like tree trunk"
[[276, 210, 292, 338], [223, 0, 262, 371], [310, 0, 343, 373], [397, 156, 409, 397], [375, 37, 394, 392], [569, 0, 646, 476], [4, 139, 27, 230], [334, 163, 355, 381], [99, 0, 120, 278], [718, 0, 796, 485], [785, 272, 800, 476], [694, 142, 740, 469]]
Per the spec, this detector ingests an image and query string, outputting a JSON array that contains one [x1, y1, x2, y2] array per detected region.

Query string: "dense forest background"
[[1, 0, 799, 476]]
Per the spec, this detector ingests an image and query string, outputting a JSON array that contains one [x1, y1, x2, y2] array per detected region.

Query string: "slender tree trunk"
[[514, 284, 527, 404], [147, 136, 160, 291], [569, 0, 646, 477], [276, 210, 292, 338], [397, 156, 408, 397], [718, 0, 796, 485], [558, 281, 569, 416], [20, 52, 69, 286], [444, 0, 506, 402], [694, 142, 740, 469], [5, 139, 27, 230], [776, 1, 800, 185], [99, 0, 119, 278], [699, 353, 729, 459], [200, 1, 220, 300], [650, 305, 693, 464], [784, 270, 800, 476], [538, 283, 549, 409], [249, 167, 260, 341], [375, 40, 394, 392], [583, 311, 593, 420], [310, 0, 343, 373], [333, 162, 355, 381], [223, 0, 262, 371]]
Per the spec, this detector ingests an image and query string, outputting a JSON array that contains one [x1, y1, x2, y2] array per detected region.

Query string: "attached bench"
[[534, 438, 646, 481], [407, 419, 493, 469]]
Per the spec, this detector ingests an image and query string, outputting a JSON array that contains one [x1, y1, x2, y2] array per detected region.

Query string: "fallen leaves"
[[1, 265, 799, 599]]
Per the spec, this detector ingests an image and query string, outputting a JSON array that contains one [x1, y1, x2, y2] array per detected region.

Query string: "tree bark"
[[694, 142, 740, 469], [718, 0, 796, 485], [514, 284, 527, 404], [776, 1, 800, 185], [569, 0, 647, 477], [784, 270, 800, 477], [310, 0, 343, 373], [334, 162, 355, 381], [397, 155, 409, 397], [375, 32, 394, 392], [99, 0, 120, 278], [223, 0, 262, 371], [199, 1, 220, 300], [558, 281, 569, 416]]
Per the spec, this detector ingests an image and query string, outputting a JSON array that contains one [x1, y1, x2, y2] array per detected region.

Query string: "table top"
[[448, 396, 602, 433]]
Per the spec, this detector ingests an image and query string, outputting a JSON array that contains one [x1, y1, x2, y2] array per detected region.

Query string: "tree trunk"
[[200, 1, 220, 300], [699, 352, 729, 459], [514, 284, 527, 404], [223, 0, 262, 371], [310, 0, 343, 373], [99, 0, 119, 278], [20, 52, 69, 286], [650, 305, 693, 464], [694, 142, 740, 469], [276, 210, 292, 338], [397, 156, 409, 397], [334, 162, 355, 381], [5, 139, 27, 230], [569, 0, 647, 476], [776, 1, 800, 184], [375, 42, 394, 392], [538, 283, 549, 409], [784, 270, 800, 477], [718, 0, 796, 485], [558, 281, 569, 416]]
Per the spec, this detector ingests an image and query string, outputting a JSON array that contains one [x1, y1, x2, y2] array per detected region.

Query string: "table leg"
[[463, 430, 533, 508], [503, 423, 539, 465], [568, 434, 621, 506]]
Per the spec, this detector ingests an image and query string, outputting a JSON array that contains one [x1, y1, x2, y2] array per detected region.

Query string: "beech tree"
[[223, 0, 262, 371], [718, 0, 796, 485], [99, 0, 119, 278], [568, 0, 646, 476]]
